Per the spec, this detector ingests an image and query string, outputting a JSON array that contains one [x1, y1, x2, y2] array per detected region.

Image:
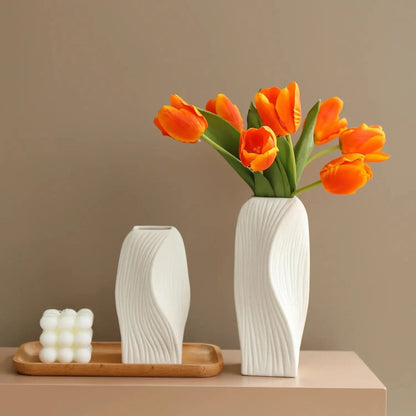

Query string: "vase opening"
[[133, 226, 173, 231], [250, 196, 295, 200]]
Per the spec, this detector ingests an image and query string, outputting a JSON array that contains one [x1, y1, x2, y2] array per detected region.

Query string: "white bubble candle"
[[39, 309, 94, 363]]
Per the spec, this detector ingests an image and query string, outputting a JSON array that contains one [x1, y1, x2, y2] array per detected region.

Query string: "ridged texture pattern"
[[115, 226, 190, 364], [234, 197, 309, 377]]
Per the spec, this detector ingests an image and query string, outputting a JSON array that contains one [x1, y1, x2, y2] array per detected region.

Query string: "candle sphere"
[[74, 347, 92, 363], [75, 315, 93, 330], [40, 315, 58, 331], [39, 347, 57, 363], [61, 309, 77, 317], [57, 331, 74, 348], [77, 308, 93, 318], [74, 329, 93, 347], [43, 309, 60, 317], [57, 347, 74, 363], [58, 315, 75, 331], [40, 330, 57, 347]]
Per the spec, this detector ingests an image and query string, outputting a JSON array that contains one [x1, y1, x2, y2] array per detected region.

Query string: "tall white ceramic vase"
[[234, 197, 310, 377], [115, 226, 190, 364]]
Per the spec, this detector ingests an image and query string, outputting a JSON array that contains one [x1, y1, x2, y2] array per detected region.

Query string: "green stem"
[[306, 144, 340, 167], [294, 180, 322, 196], [285, 134, 297, 187], [201, 134, 224, 153], [201, 134, 241, 164]]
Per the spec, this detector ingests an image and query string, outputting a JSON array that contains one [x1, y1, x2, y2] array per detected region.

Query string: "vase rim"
[[133, 226, 173, 231], [249, 196, 296, 200]]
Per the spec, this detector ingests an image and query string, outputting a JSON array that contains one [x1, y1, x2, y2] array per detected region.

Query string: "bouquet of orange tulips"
[[154, 82, 389, 197]]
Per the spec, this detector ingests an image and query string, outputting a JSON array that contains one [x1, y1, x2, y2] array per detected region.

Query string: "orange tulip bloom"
[[154, 94, 208, 143], [320, 153, 373, 195], [254, 81, 301, 137], [239, 126, 278, 171], [314, 97, 347, 145], [339, 124, 390, 162], [206, 94, 244, 132]]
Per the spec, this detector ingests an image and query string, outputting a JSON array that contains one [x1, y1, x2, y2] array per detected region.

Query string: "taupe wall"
[[1, 0, 414, 414]]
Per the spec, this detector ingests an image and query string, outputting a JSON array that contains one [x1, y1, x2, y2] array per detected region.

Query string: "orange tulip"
[[239, 126, 278, 171], [339, 124, 390, 162], [314, 97, 347, 145], [254, 81, 301, 137], [154, 94, 208, 143], [320, 153, 373, 195], [206, 94, 244, 132]]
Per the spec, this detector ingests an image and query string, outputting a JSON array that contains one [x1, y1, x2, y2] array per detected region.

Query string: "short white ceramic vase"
[[234, 197, 310, 377], [115, 226, 190, 364]]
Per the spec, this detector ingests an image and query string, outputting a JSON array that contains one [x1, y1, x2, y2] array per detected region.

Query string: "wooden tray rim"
[[13, 341, 224, 378]]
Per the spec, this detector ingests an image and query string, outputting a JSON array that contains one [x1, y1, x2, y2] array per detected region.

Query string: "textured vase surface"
[[115, 226, 190, 364], [234, 197, 310, 377]]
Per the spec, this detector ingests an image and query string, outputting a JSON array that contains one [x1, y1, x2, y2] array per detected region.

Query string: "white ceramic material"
[[234, 197, 310, 377], [38, 309, 94, 363], [115, 226, 190, 364]]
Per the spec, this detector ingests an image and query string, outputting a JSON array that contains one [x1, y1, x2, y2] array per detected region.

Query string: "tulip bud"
[[314, 97, 347, 145], [206, 94, 244, 132], [239, 126, 278, 172], [154, 94, 208, 143], [320, 154, 373, 195], [339, 124, 390, 162], [254, 81, 301, 137]]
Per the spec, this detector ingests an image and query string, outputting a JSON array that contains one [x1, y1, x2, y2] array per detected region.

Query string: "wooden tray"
[[13, 342, 224, 377]]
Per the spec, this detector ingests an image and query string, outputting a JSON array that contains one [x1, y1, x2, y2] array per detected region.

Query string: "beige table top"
[[0, 348, 386, 416], [0, 348, 385, 389]]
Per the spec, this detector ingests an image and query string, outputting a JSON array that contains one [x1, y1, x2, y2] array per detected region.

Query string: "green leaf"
[[294, 100, 321, 185], [263, 161, 282, 196], [197, 108, 240, 156], [275, 157, 292, 196], [262, 159, 292, 197], [276, 136, 297, 192], [253, 172, 275, 197], [247, 102, 263, 129], [197, 108, 255, 191]]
